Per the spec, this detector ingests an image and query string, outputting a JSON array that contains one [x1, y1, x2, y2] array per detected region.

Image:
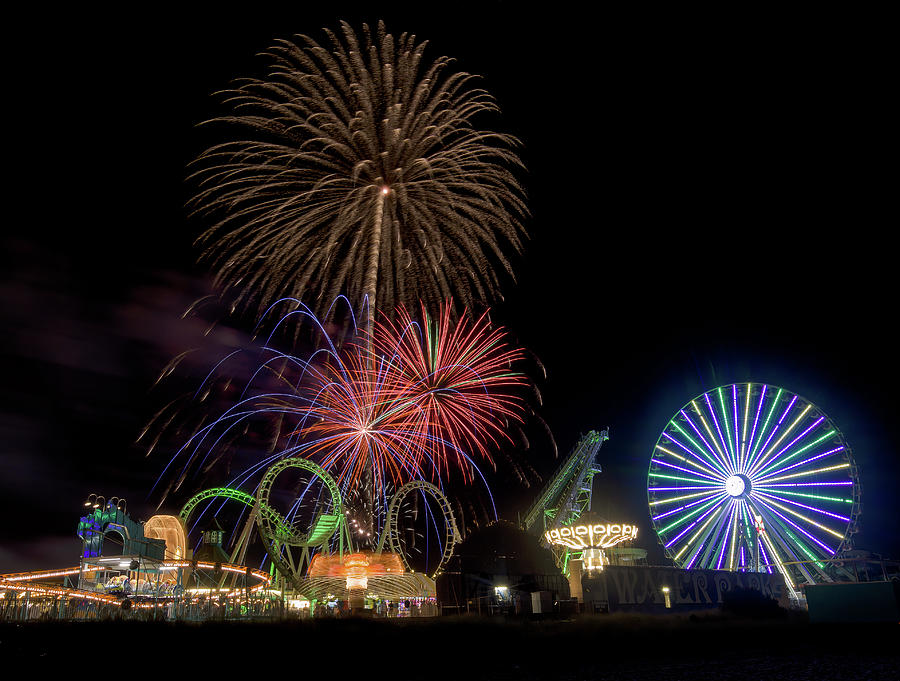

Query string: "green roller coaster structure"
[[179, 458, 465, 590], [179, 458, 352, 589], [375, 480, 461, 578], [255, 457, 352, 587]]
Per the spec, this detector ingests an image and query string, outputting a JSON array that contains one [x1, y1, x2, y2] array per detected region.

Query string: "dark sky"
[[2, 4, 896, 572]]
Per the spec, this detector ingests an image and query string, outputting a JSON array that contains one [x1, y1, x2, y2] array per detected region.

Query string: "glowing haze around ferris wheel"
[[647, 383, 861, 593]]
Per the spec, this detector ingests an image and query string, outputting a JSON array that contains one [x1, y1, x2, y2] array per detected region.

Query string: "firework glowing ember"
[[152, 300, 526, 522], [373, 302, 527, 478], [190, 21, 528, 331]]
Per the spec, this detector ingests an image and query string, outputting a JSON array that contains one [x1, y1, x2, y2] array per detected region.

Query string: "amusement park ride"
[[0, 455, 462, 620], [176, 456, 461, 608], [521, 428, 649, 599], [647, 383, 865, 602], [2, 383, 893, 621]]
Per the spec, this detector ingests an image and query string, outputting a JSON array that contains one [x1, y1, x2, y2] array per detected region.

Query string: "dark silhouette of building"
[[436, 521, 570, 614], [192, 517, 230, 564]]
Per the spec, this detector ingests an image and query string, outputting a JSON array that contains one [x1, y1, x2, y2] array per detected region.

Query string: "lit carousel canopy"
[[300, 551, 435, 601]]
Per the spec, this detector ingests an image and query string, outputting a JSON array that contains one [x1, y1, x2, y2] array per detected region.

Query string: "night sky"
[[2, 5, 896, 572]]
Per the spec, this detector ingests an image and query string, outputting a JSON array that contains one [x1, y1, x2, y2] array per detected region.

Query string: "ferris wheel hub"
[[725, 474, 750, 498]]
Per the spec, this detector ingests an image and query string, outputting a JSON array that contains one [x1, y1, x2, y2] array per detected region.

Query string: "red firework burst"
[[373, 302, 527, 480], [299, 302, 526, 489], [297, 339, 428, 491]]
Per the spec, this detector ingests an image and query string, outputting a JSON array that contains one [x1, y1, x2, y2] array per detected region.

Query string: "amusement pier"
[[4, 393, 898, 625]]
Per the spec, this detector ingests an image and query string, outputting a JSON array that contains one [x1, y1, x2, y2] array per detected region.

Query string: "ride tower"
[[521, 430, 609, 575]]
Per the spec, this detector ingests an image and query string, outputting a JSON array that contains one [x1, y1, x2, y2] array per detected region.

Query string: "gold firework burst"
[[190, 21, 528, 332]]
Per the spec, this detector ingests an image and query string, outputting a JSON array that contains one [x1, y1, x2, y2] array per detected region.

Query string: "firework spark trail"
[[152, 302, 524, 522], [297, 302, 527, 490], [296, 340, 436, 489], [372, 302, 527, 481], [189, 22, 528, 331]]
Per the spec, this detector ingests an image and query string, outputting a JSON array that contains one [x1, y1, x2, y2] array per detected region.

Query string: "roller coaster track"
[[180, 487, 296, 543], [375, 480, 461, 578], [176, 459, 351, 591], [254, 457, 351, 588]]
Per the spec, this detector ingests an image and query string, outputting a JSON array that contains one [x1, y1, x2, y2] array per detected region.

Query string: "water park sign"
[[545, 522, 639, 550]]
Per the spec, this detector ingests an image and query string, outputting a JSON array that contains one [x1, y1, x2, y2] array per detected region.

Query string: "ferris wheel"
[[647, 383, 861, 594]]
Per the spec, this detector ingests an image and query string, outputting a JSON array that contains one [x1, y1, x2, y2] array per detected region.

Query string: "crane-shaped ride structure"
[[522, 429, 609, 573]]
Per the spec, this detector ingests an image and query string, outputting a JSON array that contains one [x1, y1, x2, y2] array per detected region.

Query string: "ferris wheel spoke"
[[756, 518, 801, 588], [739, 383, 753, 470], [751, 502, 846, 585], [757, 507, 817, 583], [744, 386, 781, 474], [727, 500, 742, 571], [744, 384, 766, 466], [661, 426, 730, 478], [708, 502, 737, 570], [658, 493, 729, 546], [648, 467, 723, 487], [688, 400, 734, 476], [717, 502, 741, 571], [749, 492, 844, 545], [759, 480, 852, 489], [652, 448, 724, 481], [703, 393, 735, 472], [677, 496, 731, 565], [730, 385, 741, 470], [756, 462, 851, 485], [753, 442, 843, 481], [713, 387, 737, 471], [694, 500, 735, 569], [751, 497, 836, 584], [753, 489, 852, 523], [748, 413, 823, 479], [663, 516, 702, 550], [752, 484, 854, 505], [757, 537, 774, 574], [651, 490, 727, 522], [746, 393, 796, 474], [650, 457, 722, 483], [750, 399, 810, 476], [742, 498, 779, 576], [650, 489, 725, 507], [655, 491, 728, 525], [671, 405, 729, 475]]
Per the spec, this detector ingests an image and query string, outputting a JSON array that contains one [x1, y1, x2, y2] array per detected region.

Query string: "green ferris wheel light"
[[647, 382, 860, 590]]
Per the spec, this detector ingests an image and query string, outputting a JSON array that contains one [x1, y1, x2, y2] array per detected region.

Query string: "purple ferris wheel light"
[[648, 383, 859, 589]]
